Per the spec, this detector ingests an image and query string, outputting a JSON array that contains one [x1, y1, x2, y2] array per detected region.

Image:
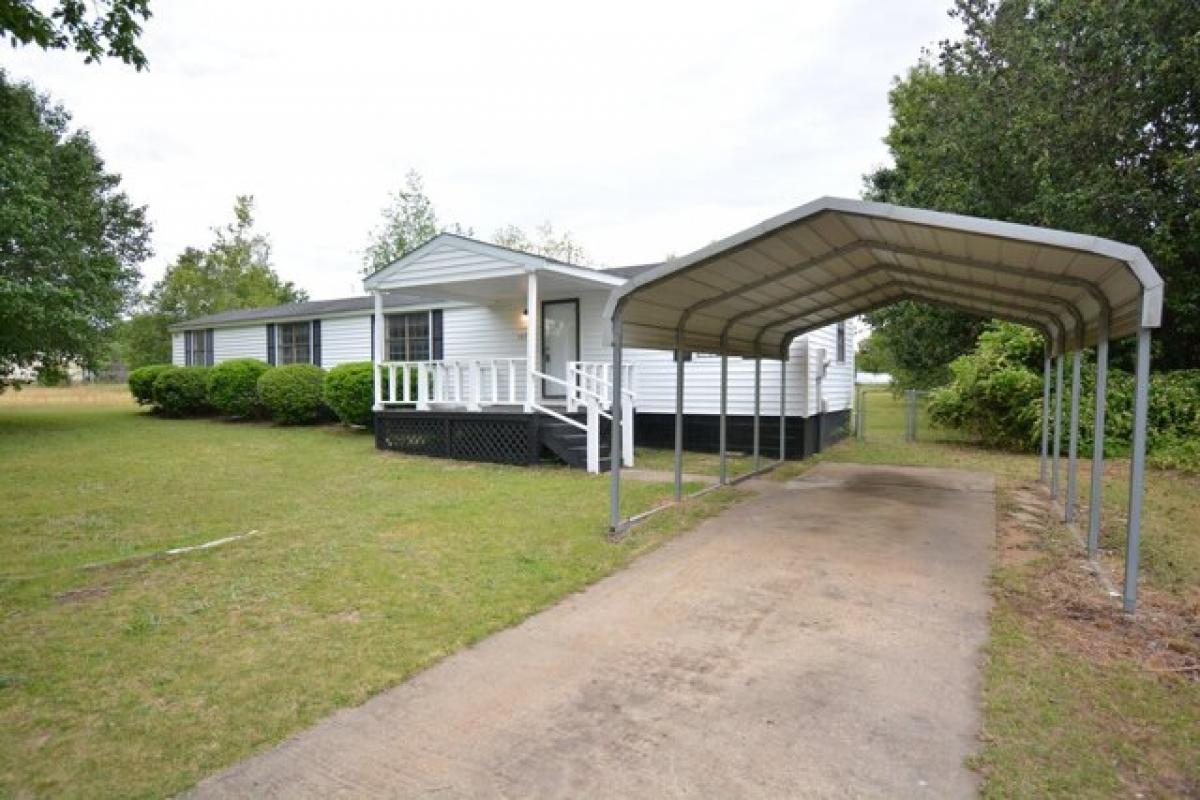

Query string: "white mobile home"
[[170, 234, 854, 470]]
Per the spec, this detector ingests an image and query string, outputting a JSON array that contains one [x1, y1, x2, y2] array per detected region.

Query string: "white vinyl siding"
[[213, 326, 267, 362], [375, 241, 524, 288], [171, 333, 184, 366], [801, 322, 855, 414], [441, 302, 526, 361], [621, 343, 808, 416], [320, 316, 371, 367]]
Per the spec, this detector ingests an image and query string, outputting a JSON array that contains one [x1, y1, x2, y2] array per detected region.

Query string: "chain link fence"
[[854, 386, 937, 443]]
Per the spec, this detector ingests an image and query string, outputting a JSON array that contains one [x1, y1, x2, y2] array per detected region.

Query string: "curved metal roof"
[[604, 197, 1163, 358]]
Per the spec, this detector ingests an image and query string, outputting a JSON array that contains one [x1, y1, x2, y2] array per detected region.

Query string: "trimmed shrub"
[[128, 364, 172, 406], [152, 366, 211, 417], [207, 358, 271, 418], [323, 362, 376, 427], [257, 364, 326, 424]]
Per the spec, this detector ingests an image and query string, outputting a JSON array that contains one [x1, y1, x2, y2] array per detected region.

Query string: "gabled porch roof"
[[363, 233, 634, 301]]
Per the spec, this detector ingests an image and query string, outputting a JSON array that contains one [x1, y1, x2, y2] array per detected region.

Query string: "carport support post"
[[1123, 326, 1151, 614], [1087, 315, 1110, 558], [753, 358, 761, 470], [1040, 354, 1051, 483], [719, 349, 728, 485], [609, 308, 624, 533], [1052, 354, 1064, 499], [673, 331, 684, 502], [1065, 351, 1082, 522], [779, 358, 787, 461]]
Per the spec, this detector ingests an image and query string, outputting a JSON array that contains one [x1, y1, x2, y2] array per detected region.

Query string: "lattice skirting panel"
[[374, 410, 540, 466]]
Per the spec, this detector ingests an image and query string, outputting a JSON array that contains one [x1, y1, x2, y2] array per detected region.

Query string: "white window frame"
[[385, 310, 434, 362], [277, 321, 313, 365]]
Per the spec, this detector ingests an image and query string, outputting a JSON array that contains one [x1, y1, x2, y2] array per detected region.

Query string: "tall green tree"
[[0, 71, 151, 388], [1, 0, 151, 69], [865, 0, 1200, 374], [361, 171, 472, 276], [122, 197, 307, 368], [362, 169, 590, 277], [492, 221, 589, 264]]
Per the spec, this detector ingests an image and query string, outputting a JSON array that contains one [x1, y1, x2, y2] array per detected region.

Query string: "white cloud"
[[5, 0, 960, 298]]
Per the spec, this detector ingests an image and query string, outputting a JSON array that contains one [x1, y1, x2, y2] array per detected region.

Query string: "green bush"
[[257, 364, 326, 424], [151, 366, 211, 417], [322, 362, 378, 427], [207, 358, 271, 418], [927, 323, 1045, 449], [128, 364, 172, 406], [927, 323, 1200, 472]]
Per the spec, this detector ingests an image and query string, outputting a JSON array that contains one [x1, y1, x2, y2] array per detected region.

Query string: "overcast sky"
[[5, 0, 961, 300]]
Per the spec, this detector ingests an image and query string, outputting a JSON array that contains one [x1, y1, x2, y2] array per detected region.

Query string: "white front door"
[[541, 299, 578, 399]]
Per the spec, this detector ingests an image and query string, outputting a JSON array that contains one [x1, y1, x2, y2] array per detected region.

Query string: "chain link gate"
[[855, 386, 932, 443]]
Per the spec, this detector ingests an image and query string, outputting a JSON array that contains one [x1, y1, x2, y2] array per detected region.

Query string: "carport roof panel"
[[604, 197, 1163, 358]]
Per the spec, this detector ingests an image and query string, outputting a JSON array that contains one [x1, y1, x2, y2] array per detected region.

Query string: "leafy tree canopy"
[[865, 0, 1200, 375], [853, 331, 893, 375], [1, 0, 151, 69], [492, 221, 589, 265], [361, 171, 472, 276], [0, 71, 151, 388], [119, 197, 307, 368], [362, 169, 590, 275]]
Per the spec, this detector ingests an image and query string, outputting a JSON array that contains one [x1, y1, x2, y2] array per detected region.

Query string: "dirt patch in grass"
[[53, 585, 109, 605], [980, 477, 1200, 797]]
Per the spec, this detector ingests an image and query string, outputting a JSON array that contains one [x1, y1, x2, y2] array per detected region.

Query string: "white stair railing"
[[568, 363, 635, 467], [531, 368, 624, 474]]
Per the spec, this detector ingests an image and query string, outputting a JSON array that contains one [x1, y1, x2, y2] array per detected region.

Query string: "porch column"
[[609, 306, 624, 533], [1065, 350, 1082, 521], [372, 290, 385, 411], [1039, 352, 1051, 482], [524, 270, 538, 412], [1087, 312, 1110, 558], [673, 330, 684, 502], [1123, 325, 1152, 613]]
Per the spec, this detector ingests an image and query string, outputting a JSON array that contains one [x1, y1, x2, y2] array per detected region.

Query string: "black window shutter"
[[431, 309, 444, 360], [206, 329, 215, 366], [184, 331, 193, 366], [370, 315, 375, 360], [266, 323, 276, 365], [312, 320, 322, 366]]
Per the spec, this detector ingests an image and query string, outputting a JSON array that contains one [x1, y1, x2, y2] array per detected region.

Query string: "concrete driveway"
[[189, 462, 995, 799]]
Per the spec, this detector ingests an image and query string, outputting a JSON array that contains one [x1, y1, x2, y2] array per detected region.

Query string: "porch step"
[[537, 414, 612, 472]]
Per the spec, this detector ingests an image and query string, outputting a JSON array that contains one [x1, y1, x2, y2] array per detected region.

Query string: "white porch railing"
[[373, 358, 635, 474], [377, 358, 529, 410]]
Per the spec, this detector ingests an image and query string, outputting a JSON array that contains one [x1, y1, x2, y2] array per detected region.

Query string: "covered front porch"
[[363, 234, 635, 472]]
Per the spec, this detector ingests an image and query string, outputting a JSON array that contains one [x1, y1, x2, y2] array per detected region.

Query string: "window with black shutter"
[[277, 321, 313, 364], [836, 321, 847, 363]]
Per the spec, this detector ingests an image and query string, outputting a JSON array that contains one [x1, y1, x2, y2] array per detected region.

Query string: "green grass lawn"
[[821, 387, 1200, 797], [0, 386, 735, 798], [633, 446, 759, 478]]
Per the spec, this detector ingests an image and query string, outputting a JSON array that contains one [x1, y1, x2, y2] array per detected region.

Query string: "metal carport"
[[602, 197, 1164, 612]]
